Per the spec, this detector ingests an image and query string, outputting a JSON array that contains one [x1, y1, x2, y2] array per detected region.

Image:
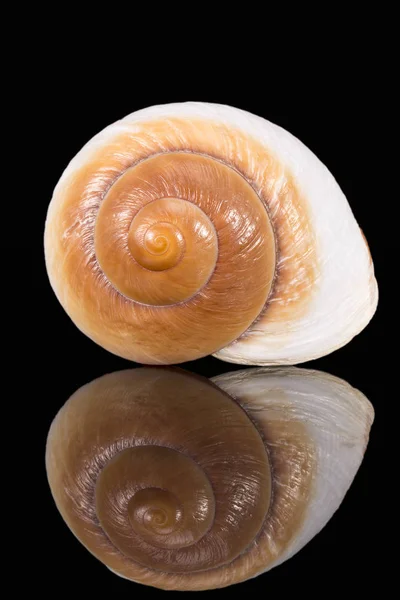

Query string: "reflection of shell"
[[44, 103, 378, 365], [46, 367, 373, 590]]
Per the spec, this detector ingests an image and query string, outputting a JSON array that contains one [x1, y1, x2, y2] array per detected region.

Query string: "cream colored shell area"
[[45, 102, 377, 365]]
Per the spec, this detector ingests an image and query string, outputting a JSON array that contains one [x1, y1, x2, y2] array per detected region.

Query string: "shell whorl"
[[94, 152, 274, 314]]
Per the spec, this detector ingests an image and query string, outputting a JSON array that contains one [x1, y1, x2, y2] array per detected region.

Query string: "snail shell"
[[44, 102, 378, 365], [46, 367, 373, 590]]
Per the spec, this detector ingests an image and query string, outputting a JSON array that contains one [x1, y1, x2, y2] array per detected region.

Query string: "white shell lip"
[[213, 275, 378, 367], [211, 366, 374, 576]]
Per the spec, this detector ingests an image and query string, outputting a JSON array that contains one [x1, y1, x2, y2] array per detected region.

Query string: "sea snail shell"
[[46, 367, 373, 591], [44, 103, 378, 365]]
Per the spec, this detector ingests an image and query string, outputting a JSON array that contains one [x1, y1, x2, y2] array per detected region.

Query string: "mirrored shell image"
[[46, 367, 374, 591], [44, 103, 378, 365]]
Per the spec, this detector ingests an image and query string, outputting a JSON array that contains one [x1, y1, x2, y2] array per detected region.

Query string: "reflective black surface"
[[28, 90, 386, 596]]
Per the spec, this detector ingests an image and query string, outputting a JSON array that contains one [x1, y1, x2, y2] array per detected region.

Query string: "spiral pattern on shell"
[[46, 367, 373, 591], [45, 102, 378, 365], [93, 150, 277, 356]]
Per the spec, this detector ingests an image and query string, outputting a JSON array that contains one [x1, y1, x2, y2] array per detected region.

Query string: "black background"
[[27, 71, 386, 596]]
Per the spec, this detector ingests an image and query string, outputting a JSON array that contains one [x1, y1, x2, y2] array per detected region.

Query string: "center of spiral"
[[145, 508, 167, 526], [145, 229, 170, 256], [128, 487, 183, 537], [128, 201, 186, 272], [95, 189, 218, 306]]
